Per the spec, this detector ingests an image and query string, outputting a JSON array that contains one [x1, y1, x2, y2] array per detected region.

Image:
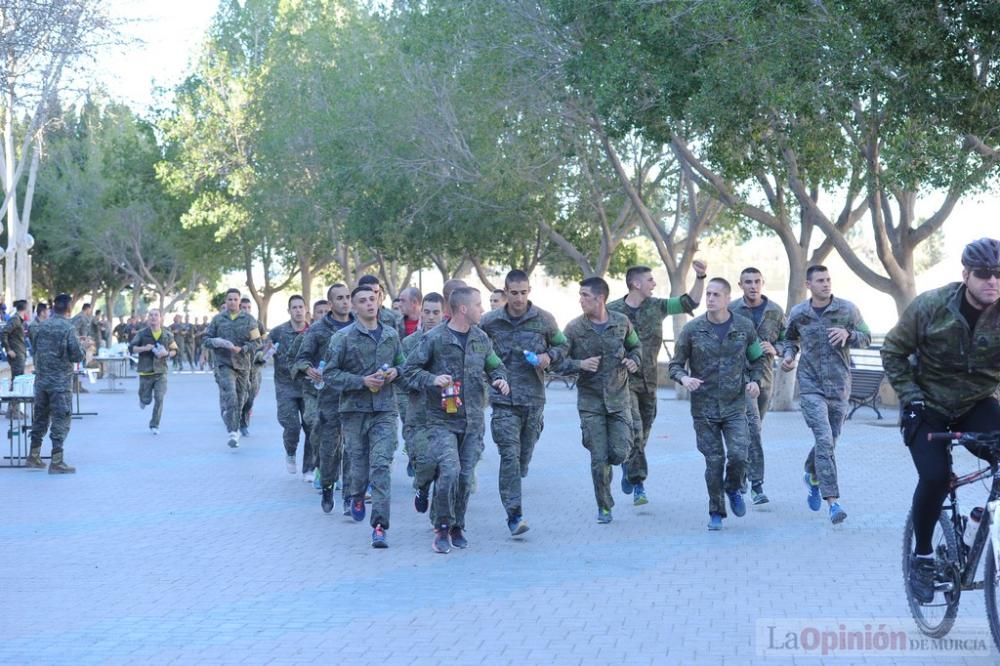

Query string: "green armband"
[[485, 351, 502, 372], [746, 340, 763, 362]]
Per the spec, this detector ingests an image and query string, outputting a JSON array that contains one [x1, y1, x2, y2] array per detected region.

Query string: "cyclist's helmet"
[[961, 237, 1000, 268]]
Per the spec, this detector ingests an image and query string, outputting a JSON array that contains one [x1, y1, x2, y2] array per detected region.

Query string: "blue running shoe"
[[727, 490, 746, 517], [830, 502, 847, 524], [371, 523, 388, 548], [597, 508, 613, 524], [620, 465, 634, 495], [707, 513, 723, 530], [351, 498, 366, 522], [804, 473, 821, 511], [507, 514, 530, 536], [312, 469, 322, 490], [633, 483, 648, 506]]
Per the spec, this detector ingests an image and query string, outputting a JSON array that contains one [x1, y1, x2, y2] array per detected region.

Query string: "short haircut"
[[35, 302, 48, 315], [240, 297, 251, 304], [82, 302, 92, 311], [740, 267, 762, 279], [708, 277, 732, 294], [504, 269, 529, 287], [400, 286, 422, 302], [580, 276, 610, 301], [313, 299, 329, 311], [625, 266, 652, 289], [326, 283, 347, 300], [391, 296, 401, 304], [806, 265, 829, 280], [148, 308, 161, 317], [492, 289, 506, 296], [423, 292, 444, 305], [287, 294, 305, 308], [54, 293, 72, 314], [351, 285, 375, 300], [358, 274, 380, 288], [225, 288, 241, 297], [13, 299, 27, 312], [442, 279, 467, 301], [449, 286, 480, 313]]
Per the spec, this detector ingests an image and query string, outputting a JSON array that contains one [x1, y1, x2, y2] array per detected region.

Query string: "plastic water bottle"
[[313, 360, 327, 391], [264, 342, 279, 361], [370, 363, 390, 393], [523, 350, 540, 366], [964, 506, 984, 548]]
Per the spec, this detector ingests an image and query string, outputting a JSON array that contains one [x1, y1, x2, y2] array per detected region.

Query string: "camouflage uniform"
[[401, 323, 507, 529], [561, 312, 641, 512], [203, 311, 262, 433], [731, 295, 786, 489], [29, 314, 85, 464], [238, 320, 267, 430], [480, 303, 568, 520], [668, 313, 765, 516], [178, 323, 196, 369], [608, 294, 696, 485], [1, 313, 27, 384], [401, 328, 432, 490], [27, 317, 43, 351], [292, 314, 353, 488], [783, 296, 871, 499], [269, 321, 311, 467], [71, 313, 94, 342], [327, 320, 405, 529], [129, 326, 178, 429], [192, 323, 206, 366]]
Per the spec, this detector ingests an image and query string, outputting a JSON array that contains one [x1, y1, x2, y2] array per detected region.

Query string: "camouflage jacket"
[[782, 296, 871, 400], [730, 295, 785, 392], [608, 294, 696, 394], [27, 318, 43, 351], [561, 311, 642, 414], [479, 302, 568, 408], [378, 306, 406, 339], [268, 321, 309, 399], [202, 311, 262, 372], [32, 314, 85, 391], [401, 328, 429, 426], [401, 323, 507, 432], [0, 314, 26, 360], [129, 327, 177, 375], [668, 312, 766, 419], [326, 320, 405, 413], [71, 313, 94, 341], [169, 322, 190, 346], [290, 314, 354, 397], [882, 282, 1000, 418]]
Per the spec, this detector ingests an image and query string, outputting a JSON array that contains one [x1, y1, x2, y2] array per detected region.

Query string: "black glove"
[[901, 400, 924, 446]]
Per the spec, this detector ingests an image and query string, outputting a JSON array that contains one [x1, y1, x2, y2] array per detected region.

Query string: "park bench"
[[847, 346, 885, 420]]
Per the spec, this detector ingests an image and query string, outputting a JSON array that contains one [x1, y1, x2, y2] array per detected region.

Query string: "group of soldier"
[[189, 258, 868, 553]]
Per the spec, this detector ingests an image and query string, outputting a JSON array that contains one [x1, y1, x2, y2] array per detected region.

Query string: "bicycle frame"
[[945, 457, 1000, 590]]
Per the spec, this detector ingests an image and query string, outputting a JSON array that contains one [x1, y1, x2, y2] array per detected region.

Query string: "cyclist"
[[882, 237, 1000, 603]]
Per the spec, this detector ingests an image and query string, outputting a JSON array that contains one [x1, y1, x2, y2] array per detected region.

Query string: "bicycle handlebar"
[[928, 431, 1000, 444]]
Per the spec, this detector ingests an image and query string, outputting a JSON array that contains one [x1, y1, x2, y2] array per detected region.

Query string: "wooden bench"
[[846, 345, 886, 420], [545, 372, 577, 390]]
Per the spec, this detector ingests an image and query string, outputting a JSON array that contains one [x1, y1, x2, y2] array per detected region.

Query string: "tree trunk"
[[299, 252, 312, 308]]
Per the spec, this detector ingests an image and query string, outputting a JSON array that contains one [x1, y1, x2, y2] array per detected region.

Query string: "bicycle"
[[902, 431, 1000, 649]]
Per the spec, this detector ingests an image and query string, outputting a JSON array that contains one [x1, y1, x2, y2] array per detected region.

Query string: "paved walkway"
[[1, 369, 997, 664]]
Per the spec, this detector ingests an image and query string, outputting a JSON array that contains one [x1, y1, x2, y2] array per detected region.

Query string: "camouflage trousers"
[[213, 365, 249, 433], [625, 389, 657, 484], [800, 393, 847, 500], [693, 414, 748, 517], [343, 411, 397, 529], [394, 387, 408, 450], [8, 358, 24, 389], [424, 424, 484, 529], [276, 393, 311, 467], [241, 366, 263, 429], [579, 409, 631, 511], [139, 373, 168, 429], [30, 389, 72, 454], [490, 404, 544, 518], [317, 390, 348, 495], [744, 383, 772, 488], [177, 341, 195, 370], [407, 421, 433, 492]]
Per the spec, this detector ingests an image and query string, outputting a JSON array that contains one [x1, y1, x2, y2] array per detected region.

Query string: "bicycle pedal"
[[934, 581, 954, 592]]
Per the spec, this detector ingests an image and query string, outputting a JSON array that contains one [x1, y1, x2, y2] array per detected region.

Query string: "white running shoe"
[[285, 455, 296, 474], [150, 427, 159, 436], [227, 431, 240, 448], [303, 470, 314, 484]]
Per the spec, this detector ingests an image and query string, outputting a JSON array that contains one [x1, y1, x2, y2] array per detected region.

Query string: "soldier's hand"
[[6, 351, 14, 359], [745, 381, 760, 399], [760, 341, 777, 356], [692, 259, 708, 276], [433, 374, 452, 388], [622, 358, 638, 373], [363, 373, 385, 390], [781, 356, 797, 372], [383, 368, 399, 383], [827, 327, 850, 347], [580, 356, 601, 372], [535, 352, 552, 370], [680, 376, 703, 391], [493, 379, 510, 396], [306, 367, 323, 382]]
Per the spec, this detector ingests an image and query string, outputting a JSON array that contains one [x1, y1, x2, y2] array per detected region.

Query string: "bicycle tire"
[[902, 509, 960, 638], [983, 541, 1000, 652]]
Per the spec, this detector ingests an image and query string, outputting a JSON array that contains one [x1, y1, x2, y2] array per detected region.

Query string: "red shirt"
[[404, 317, 419, 337]]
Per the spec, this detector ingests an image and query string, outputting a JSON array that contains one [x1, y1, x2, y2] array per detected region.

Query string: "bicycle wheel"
[[984, 540, 1000, 652], [902, 509, 961, 637]]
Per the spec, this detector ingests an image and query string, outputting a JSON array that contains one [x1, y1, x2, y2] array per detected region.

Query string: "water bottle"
[[264, 341, 279, 360], [964, 506, 985, 548], [313, 360, 327, 391], [523, 350, 540, 366], [370, 363, 390, 393]]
